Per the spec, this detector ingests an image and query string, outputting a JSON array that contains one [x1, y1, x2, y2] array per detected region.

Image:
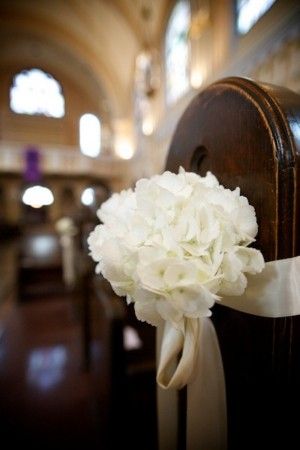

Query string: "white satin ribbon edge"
[[157, 255, 300, 450], [220, 256, 300, 318]]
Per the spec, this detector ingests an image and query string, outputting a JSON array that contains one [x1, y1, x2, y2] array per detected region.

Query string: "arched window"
[[165, 0, 191, 105], [10, 68, 65, 118], [79, 113, 101, 157], [236, 0, 276, 35]]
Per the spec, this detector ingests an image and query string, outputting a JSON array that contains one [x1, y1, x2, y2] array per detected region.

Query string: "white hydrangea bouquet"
[[88, 167, 265, 388]]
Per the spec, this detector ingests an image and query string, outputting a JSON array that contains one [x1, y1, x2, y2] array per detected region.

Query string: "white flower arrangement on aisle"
[[87, 167, 265, 332], [55, 216, 77, 236]]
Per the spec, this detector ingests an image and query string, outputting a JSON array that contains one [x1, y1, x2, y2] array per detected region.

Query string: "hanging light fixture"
[[22, 185, 54, 209], [134, 1, 160, 136], [140, 1, 160, 96]]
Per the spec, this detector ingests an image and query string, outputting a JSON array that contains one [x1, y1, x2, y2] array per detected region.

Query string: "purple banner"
[[24, 146, 41, 183]]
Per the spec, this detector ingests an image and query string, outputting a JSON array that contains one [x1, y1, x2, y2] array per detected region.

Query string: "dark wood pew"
[[160, 76, 300, 450], [88, 273, 157, 450]]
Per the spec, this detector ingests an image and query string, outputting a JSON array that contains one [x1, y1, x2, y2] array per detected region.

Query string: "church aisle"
[[0, 295, 103, 449]]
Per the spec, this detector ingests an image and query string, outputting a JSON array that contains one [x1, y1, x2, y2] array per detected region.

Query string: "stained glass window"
[[165, 0, 191, 105], [236, 0, 276, 35], [10, 68, 65, 118]]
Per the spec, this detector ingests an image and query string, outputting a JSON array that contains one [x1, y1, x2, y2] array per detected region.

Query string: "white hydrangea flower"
[[88, 167, 265, 330]]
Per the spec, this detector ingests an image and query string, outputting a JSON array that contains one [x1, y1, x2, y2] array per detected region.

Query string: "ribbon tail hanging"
[[157, 317, 227, 449]]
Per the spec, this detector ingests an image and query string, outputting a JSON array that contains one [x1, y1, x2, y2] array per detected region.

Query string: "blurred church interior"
[[0, 0, 299, 449]]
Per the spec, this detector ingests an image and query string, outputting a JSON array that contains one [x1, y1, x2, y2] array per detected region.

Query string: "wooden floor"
[[0, 232, 158, 450], [0, 294, 103, 449], [0, 292, 158, 450]]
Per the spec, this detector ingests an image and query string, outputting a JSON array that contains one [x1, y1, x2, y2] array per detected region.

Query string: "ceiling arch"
[[0, 0, 142, 117], [0, 32, 111, 116], [0, 0, 172, 120]]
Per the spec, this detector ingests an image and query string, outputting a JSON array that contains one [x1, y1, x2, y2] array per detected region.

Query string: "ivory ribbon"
[[157, 318, 199, 389], [157, 256, 300, 450], [221, 255, 300, 317]]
